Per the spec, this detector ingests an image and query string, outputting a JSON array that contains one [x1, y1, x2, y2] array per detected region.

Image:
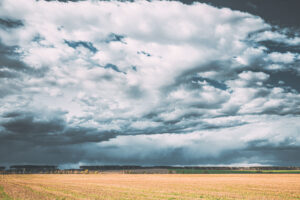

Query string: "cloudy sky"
[[0, 0, 300, 168]]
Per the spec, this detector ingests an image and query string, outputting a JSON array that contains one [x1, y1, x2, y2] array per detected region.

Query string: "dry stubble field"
[[1, 174, 300, 200]]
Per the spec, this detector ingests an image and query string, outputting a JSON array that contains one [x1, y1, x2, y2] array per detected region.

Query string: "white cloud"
[[255, 30, 300, 45], [266, 52, 296, 64]]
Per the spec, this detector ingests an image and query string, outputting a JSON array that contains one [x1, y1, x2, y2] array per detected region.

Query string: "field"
[[1, 174, 300, 200], [173, 169, 300, 174]]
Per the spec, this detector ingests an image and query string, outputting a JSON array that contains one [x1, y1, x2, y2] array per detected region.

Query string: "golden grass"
[[1, 174, 300, 200]]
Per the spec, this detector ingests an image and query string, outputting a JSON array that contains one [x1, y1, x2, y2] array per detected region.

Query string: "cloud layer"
[[0, 0, 299, 167]]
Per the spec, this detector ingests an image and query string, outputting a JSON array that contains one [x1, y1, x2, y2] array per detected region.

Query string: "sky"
[[0, 0, 300, 168]]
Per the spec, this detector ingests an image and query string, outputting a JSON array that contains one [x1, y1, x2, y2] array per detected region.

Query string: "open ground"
[[1, 174, 300, 200]]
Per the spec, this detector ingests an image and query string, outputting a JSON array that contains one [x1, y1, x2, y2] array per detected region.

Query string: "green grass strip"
[[172, 169, 300, 174], [0, 186, 13, 200]]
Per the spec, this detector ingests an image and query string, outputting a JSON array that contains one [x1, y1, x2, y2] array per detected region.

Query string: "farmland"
[[1, 174, 300, 200], [173, 169, 300, 174]]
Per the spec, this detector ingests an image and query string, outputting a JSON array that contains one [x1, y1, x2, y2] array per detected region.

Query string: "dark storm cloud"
[[2, 112, 65, 135], [103, 133, 300, 166], [63, 139, 300, 166], [0, 108, 246, 147], [0, 141, 86, 165], [2, 138, 300, 166], [0, 108, 250, 166], [243, 139, 300, 166], [79, 146, 238, 166], [0, 138, 236, 166], [0, 110, 119, 146], [0, 139, 298, 167]]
